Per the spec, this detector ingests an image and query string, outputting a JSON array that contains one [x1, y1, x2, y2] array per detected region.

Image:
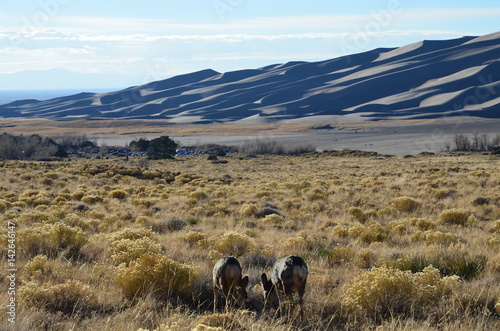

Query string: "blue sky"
[[0, 0, 499, 90]]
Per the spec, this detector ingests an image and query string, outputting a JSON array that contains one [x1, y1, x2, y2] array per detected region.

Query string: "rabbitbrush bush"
[[342, 266, 459, 320], [18, 222, 87, 258], [110, 238, 163, 266], [208, 231, 257, 258], [19, 280, 98, 314], [392, 196, 422, 213], [115, 253, 198, 301], [438, 209, 474, 226]]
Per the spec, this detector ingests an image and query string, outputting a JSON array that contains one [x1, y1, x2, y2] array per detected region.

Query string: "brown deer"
[[213, 256, 249, 312], [261, 255, 308, 319]]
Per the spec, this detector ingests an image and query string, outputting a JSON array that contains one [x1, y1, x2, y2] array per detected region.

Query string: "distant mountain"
[[0, 69, 134, 91], [1, 32, 499, 123]]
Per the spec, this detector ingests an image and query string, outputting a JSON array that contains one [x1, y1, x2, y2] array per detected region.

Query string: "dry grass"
[[1, 152, 500, 330]]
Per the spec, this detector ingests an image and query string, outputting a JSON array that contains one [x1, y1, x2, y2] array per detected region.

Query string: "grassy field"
[[1, 152, 500, 330]]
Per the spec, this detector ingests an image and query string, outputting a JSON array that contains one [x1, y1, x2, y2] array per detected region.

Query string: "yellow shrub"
[[196, 313, 242, 331], [262, 214, 285, 225], [348, 207, 367, 222], [412, 230, 459, 246], [209, 231, 256, 257], [108, 228, 156, 242], [438, 209, 472, 226], [493, 220, 500, 233], [189, 190, 208, 200], [0, 199, 10, 212], [25, 255, 50, 276], [280, 235, 308, 252], [331, 225, 349, 238], [19, 222, 87, 258], [71, 190, 86, 201], [108, 189, 128, 200], [114, 253, 197, 301], [238, 203, 258, 217], [329, 246, 354, 265], [81, 194, 103, 204], [110, 238, 162, 266], [182, 231, 208, 248], [342, 266, 458, 319], [392, 196, 422, 213], [409, 218, 437, 231], [19, 280, 98, 314]]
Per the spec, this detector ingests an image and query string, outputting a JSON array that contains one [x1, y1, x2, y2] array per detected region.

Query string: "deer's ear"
[[241, 275, 249, 288]]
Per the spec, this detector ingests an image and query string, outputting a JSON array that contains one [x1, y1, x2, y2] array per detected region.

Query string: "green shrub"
[[114, 253, 197, 301], [442, 254, 486, 281]]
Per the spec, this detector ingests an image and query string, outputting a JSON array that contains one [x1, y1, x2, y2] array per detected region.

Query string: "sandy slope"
[[0, 33, 499, 123]]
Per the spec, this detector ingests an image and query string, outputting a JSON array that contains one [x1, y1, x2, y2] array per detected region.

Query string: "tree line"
[[452, 132, 500, 152], [0, 133, 181, 160]]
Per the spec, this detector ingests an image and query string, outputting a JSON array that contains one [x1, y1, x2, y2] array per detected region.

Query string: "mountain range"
[[1, 32, 499, 124]]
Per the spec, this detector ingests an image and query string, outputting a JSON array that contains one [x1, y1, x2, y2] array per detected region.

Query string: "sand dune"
[[1, 32, 499, 123]]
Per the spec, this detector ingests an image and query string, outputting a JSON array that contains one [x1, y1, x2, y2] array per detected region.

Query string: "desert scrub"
[[19, 280, 99, 314], [409, 217, 437, 230], [182, 231, 208, 248], [348, 206, 368, 222], [110, 238, 163, 266], [438, 209, 476, 226], [261, 213, 285, 226], [81, 194, 103, 205], [238, 203, 258, 217], [108, 227, 156, 242], [18, 222, 87, 258], [108, 189, 128, 200], [392, 196, 422, 213], [412, 230, 459, 246], [208, 231, 257, 258], [342, 266, 459, 321], [114, 253, 197, 301]]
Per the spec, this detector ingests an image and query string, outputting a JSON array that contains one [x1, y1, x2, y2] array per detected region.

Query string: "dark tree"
[[129, 138, 150, 151], [147, 136, 177, 159]]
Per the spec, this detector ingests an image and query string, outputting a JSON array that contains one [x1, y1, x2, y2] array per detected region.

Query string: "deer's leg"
[[213, 286, 219, 313]]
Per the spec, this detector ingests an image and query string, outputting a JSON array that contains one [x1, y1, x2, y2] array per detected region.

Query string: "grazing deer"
[[261, 255, 308, 319], [213, 256, 249, 312]]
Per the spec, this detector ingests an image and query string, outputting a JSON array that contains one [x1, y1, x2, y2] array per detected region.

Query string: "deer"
[[213, 256, 249, 312], [261, 255, 308, 320]]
